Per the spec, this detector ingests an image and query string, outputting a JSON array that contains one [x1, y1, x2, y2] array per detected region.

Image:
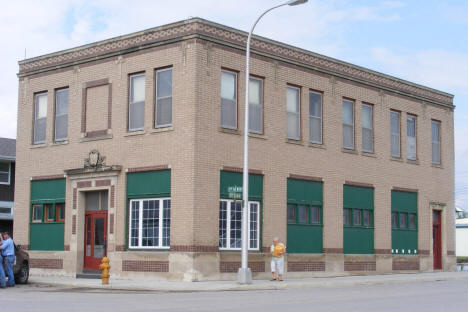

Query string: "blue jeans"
[[0, 256, 5, 287], [4, 255, 15, 286]]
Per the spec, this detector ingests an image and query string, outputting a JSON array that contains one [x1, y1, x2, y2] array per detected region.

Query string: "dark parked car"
[[1, 244, 29, 284]]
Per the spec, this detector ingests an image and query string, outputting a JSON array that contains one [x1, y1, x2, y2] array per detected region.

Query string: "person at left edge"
[[0, 233, 5, 288], [0, 232, 15, 287]]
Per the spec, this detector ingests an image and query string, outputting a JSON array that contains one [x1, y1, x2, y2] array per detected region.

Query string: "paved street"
[[1, 279, 467, 312]]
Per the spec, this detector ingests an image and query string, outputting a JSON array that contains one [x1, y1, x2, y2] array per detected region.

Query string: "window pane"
[[343, 124, 354, 149], [221, 71, 236, 100], [219, 201, 227, 248], [45, 204, 54, 221], [57, 203, 65, 220], [35, 93, 48, 143], [392, 212, 398, 228], [390, 111, 400, 157], [287, 112, 300, 139], [407, 116, 416, 137], [221, 99, 237, 129], [249, 78, 263, 134], [55, 89, 68, 142], [342, 100, 353, 125], [156, 97, 172, 126], [0, 162, 9, 172], [343, 208, 351, 225], [130, 74, 145, 103], [130, 201, 140, 247], [85, 192, 100, 211], [409, 214, 416, 229], [286, 87, 299, 113], [101, 191, 108, 211], [353, 209, 362, 226], [362, 105, 372, 129], [33, 205, 43, 222], [55, 115, 68, 141], [343, 100, 354, 149], [309, 92, 322, 144], [162, 199, 171, 247], [221, 71, 237, 129], [363, 210, 371, 227], [157, 69, 172, 98], [310, 117, 322, 144], [287, 87, 300, 140], [249, 202, 258, 249], [310, 206, 320, 224], [287, 204, 296, 223], [129, 101, 145, 130], [0, 173, 8, 183], [142, 200, 159, 247], [230, 201, 242, 248], [309, 92, 322, 117], [400, 212, 407, 229], [34, 118, 46, 144], [362, 105, 373, 152], [36, 93, 48, 119], [156, 69, 172, 126], [407, 116, 416, 160], [432, 121, 441, 164], [298, 205, 308, 223]]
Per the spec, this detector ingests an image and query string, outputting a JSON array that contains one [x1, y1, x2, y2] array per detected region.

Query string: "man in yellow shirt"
[[270, 237, 286, 281]]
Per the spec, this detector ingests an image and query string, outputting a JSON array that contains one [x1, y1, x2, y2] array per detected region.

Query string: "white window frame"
[[248, 76, 263, 134], [407, 114, 417, 160], [34, 92, 48, 144], [287, 85, 301, 140], [32, 204, 43, 223], [128, 73, 145, 132], [342, 99, 355, 150], [155, 68, 173, 128], [219, 199, 260, 251], [128, 197, 171, 249], [0, 162, 11, 185], [361, 103, 373, 153], [432, 120, 441, 165], [390, 111, 401, 158], [220, 70, 238, 130], [0, 201, 13, 219], [309, 91, 323, 144], [54, 88, 69, 142]]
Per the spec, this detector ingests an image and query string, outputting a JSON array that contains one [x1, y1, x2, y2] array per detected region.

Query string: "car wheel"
[[15, 262, 29, 284]]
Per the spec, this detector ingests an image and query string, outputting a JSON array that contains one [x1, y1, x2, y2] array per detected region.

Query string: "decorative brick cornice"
[[393, 187, 418, 193], [345, 180, 374, 188], [127, 165, 170, 173], [222, 166, 263, 175], [171, 245, 218, 252], [95, 179, 111, 187], [77, 181, 92, 188], [289, 174, 323, 182], [31, 174, 65, 181], [18, 18, 453, 108]]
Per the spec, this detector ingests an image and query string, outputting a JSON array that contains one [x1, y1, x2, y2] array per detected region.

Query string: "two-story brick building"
[[0, 137, 15, 234], [15, 18, 455, 281]]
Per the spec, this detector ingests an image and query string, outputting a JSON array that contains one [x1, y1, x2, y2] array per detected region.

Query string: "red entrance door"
[[433, 210, 442, 270], [84, 211, 108, 270]]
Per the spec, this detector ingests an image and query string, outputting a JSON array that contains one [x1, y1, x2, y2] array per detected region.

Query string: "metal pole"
[[238, 1, 291, 285]]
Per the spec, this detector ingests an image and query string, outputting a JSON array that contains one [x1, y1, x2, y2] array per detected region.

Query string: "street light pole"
[[238, 0, 308, 285]]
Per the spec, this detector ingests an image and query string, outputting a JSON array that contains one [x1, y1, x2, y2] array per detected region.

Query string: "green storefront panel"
[[287, 225, 322, 253], [219, 171, 263, 200], [287, 178, 323, 254], [30, 179, 66, 251], [127, 169, 171, 198], [391, 190, 418, 252], [343, 227, 374, 254], [31, 179, 66, 202], [343, 185, 374, 254], [343, 185, 374, 210], [287, 178, 322, 205], [30, 223, 65, 251]]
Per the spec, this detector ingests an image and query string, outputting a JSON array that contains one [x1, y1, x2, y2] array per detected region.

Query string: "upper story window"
[[342, 99, 354, 150], [129, 73, 145, 131], [34, 92, 48, 144], [0, 162, 10, 185], [54, 88, 69, 142], [390, 111, 401, 158], [407, 115, 417, 160], [309, 91, 322, 144], [432, 120, 441, 165], [220, 70, 237, 129], [286, 86, 300, 140], [362, 104, 373, 153], [249, 77, 263, 134], [155, 68, 173, 128]]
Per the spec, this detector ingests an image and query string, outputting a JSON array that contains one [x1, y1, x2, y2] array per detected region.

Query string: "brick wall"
[[220, 261, 265, 273], [30, 259, 63, 269], [122, 260, 169, 272]]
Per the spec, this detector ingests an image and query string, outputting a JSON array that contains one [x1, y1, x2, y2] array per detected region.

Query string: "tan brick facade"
[[15, 18, 455, 281]]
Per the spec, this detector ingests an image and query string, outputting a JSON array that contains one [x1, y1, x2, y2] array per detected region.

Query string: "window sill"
[[150, 126, 174, 134], [126, 248, 170, 251], [342, 148, 358, 155], [390, 157, 404, 162], [219, 127, 241, 135], [344, 225, 374, 229], [30, 143, 47, 149], [249, 133, 266, 140], [124, 130, 146, 137], [406, 159, 420, 165], [431, 164, 443, 169], [287, 222, 323, 227], [361, 151, 376, 158], [308, 142, 325, 149], [80, 133, 113, 142], [51, 140, 69, 146], [285, 138, 304, 146], [219, 248, 260, 252]]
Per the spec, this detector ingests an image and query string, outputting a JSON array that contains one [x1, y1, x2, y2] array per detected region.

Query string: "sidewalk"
[[29, 271, 468, 292]]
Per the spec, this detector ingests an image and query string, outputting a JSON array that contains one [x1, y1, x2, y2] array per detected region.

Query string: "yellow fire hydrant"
[[99, 257, 110, 285]]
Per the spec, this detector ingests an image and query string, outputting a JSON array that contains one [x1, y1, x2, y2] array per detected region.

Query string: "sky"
[[0, 0, 467, 209]]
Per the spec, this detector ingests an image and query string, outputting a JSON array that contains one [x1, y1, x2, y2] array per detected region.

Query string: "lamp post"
[[238, 0, 308, 285]]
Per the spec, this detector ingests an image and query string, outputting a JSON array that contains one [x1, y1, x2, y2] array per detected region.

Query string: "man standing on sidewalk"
[[0, 232, 15, 287], [270, 237, 286, 282], [0, 233, 5, 288]]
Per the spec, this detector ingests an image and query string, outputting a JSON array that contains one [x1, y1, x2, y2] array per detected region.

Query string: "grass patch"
[[457, 256, 468, 263]]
